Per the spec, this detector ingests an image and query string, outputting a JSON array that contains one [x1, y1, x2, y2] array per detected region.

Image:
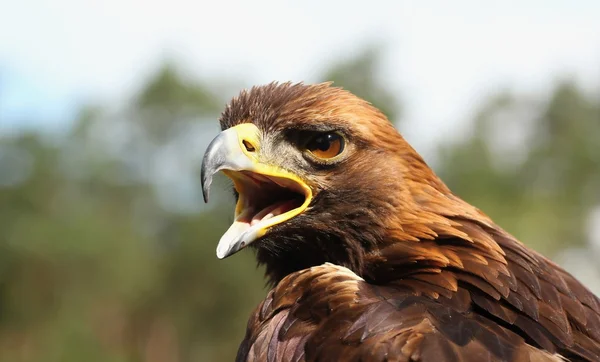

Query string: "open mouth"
[[231, 171, 307, 226], [216, 169, 312, 258]]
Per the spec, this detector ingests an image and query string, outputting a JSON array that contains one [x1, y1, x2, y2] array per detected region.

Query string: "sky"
[[1, 0, 600, 155]]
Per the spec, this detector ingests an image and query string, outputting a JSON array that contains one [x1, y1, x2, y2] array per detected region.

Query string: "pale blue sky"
[[1, 0, 599, 153]]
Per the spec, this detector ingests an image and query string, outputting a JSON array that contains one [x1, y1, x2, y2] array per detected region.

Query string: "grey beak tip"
[[201, 147, 215, 204], [201, 173, 211, 203]]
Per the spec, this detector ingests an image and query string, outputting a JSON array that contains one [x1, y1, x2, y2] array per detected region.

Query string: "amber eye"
[[306, 132, 345, 159]]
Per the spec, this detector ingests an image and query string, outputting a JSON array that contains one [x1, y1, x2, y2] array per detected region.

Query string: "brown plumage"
[[203, 82, 600, 362]]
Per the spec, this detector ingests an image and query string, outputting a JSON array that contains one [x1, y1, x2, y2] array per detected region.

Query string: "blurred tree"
[[134, 62, 223, 144]]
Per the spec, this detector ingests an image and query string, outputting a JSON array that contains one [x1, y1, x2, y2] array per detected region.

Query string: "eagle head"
[[201, 82, 452, 284]]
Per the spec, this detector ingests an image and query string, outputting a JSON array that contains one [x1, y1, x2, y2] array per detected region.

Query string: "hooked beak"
[[201, 123, 312, 259]]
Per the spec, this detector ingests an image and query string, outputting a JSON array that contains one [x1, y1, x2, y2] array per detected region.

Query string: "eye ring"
[[305, 132, 345, 160]]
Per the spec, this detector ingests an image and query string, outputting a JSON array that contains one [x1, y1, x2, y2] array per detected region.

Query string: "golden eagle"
[[201, 82, 600, 362]]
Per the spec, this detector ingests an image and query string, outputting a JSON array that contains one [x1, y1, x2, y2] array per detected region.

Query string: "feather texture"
[[237, 264, 581, 362], [213, 82, 600, 361]]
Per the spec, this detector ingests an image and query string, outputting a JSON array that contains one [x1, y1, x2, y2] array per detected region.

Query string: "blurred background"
[[1, 1, 600, 361]]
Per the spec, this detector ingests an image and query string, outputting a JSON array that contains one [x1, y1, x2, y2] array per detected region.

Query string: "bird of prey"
[[201, 82, 600, 362]]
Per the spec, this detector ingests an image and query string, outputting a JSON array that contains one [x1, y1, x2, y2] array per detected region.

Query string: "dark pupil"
[[314, 134, 334, 151]]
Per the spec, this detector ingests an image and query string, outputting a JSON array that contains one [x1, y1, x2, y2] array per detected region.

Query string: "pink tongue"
[[250, 200, 299, 226]]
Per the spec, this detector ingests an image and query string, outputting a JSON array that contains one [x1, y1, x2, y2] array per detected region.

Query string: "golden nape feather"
[[200, 82, 600, 362]]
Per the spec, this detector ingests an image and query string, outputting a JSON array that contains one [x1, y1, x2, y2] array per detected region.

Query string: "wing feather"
[[237, 263, 590, 361]]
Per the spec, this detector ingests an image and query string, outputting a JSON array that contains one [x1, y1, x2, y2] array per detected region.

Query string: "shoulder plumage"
[[236, 261, 579, 362]]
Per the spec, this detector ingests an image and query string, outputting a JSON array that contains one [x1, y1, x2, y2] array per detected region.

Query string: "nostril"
[[242, 140, 256, 152]]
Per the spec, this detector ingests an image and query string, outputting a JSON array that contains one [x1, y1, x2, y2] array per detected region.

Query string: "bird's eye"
[[306, 132, 345, 159]]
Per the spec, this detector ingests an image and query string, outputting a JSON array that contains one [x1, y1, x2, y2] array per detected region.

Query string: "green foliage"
[[136, 63, 221, 114], [0, 49, 598, 361]]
